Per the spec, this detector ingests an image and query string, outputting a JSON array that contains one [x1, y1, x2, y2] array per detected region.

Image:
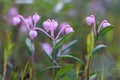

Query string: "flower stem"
[[2, 50, 7, 80], [29, 39, 35, 80], [29, 56, 34, 80], [76, 62, 80, 80], [35, 27, 54, 40], [30, 66, 32, 80], [87, 56, 92, 80], [52, 60, 55, 80], [101, 53, 104, 80]]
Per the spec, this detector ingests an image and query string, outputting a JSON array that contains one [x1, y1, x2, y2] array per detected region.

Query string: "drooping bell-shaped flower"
[[25, 16, 33, 27], [13, 16, 21, 25], [97, 20, 111, 33], [65, 25, 74, 34], [32, 12, 40, 23], [86, 15, 95, 26], [43, 19, 58, 31], [43, 19, 58, 37], [29, 30, 38, 40], [102, 20, 111, 28]]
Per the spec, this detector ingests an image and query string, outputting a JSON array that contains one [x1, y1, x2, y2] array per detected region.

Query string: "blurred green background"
[[0, 0, 120, 79]]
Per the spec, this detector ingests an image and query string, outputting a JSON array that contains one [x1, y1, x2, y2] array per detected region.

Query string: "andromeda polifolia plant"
[[85, 15, 113, 80], [12, 12, 82, 80]]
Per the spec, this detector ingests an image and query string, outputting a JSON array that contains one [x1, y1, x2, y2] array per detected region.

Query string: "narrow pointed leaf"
[[58, 55, 86, 66], [36, 66, 61, 77], [55, 32, 74, 49], [43, 49, 58, 65], [90, 73, 97, 80], [62, 39, 77, 53], [52, 43, 62, 60], [55, 65, 73, 80], [53, 32, 74, 59], [92, 44, 107, 55], [25, 38, 35, 56]]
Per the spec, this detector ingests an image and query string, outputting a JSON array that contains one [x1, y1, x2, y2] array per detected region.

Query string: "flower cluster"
[[13, 13, 74, 40], [86, 15, 111, 35], [4, 6, 19, 25]]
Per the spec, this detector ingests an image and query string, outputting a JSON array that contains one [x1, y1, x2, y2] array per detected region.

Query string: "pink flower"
[[8, 6, 18, 16], [55, 23, 74, 40], [86, 15, 95, 26], [59, 22, 69, 34], [86, 15, 97, 35], [43, 19, 58, 31], [32, 12, 40, 23], [13, 16, 21, 25], [25, 16, 33, 27], [20, 22, 29, 33], [3, 6, 19, 25], [97, 20, 111, 33], [29, 30, 38, 39], [41, 42, 71, 56], [102, 20, 111, 28], [64, 25, 74, 34], [41, 42, 53, 55], [43, 19, 58, 37]]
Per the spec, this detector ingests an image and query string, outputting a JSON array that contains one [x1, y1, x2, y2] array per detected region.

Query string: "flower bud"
[[43, 19, 58, 32], [29, 30, 37, 39], [43, 19, 51, 32], [102, 20, 111, 28], [25, 16, 32, 26], [51, 19, 58, 30], [65, 25, 74, 34], [86, 15, 95, 26], [13, 16, 21, 25], [33, 12, 40, 23]]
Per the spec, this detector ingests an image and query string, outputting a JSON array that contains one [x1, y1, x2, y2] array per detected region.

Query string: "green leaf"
[[22, 61, 29, 80], [7, 42, 14, 57], [44, 50, 59, 65], [90, 73, 96, 80], [36, 66, 61, 77], [58, 55, 86, 66], [3, 31, 14, 57], [53, 32, 74, 59], [55, 32, 74, 49], [55, 64, 73, 80], [92, 44, 107, 55], [87, 29, 94, 58], [62, 39, 77, 53], [96, 26, 113, 41], [62, 69, 76, 80], [25, 38, 35, 56], [52, 43, 62, 60]]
